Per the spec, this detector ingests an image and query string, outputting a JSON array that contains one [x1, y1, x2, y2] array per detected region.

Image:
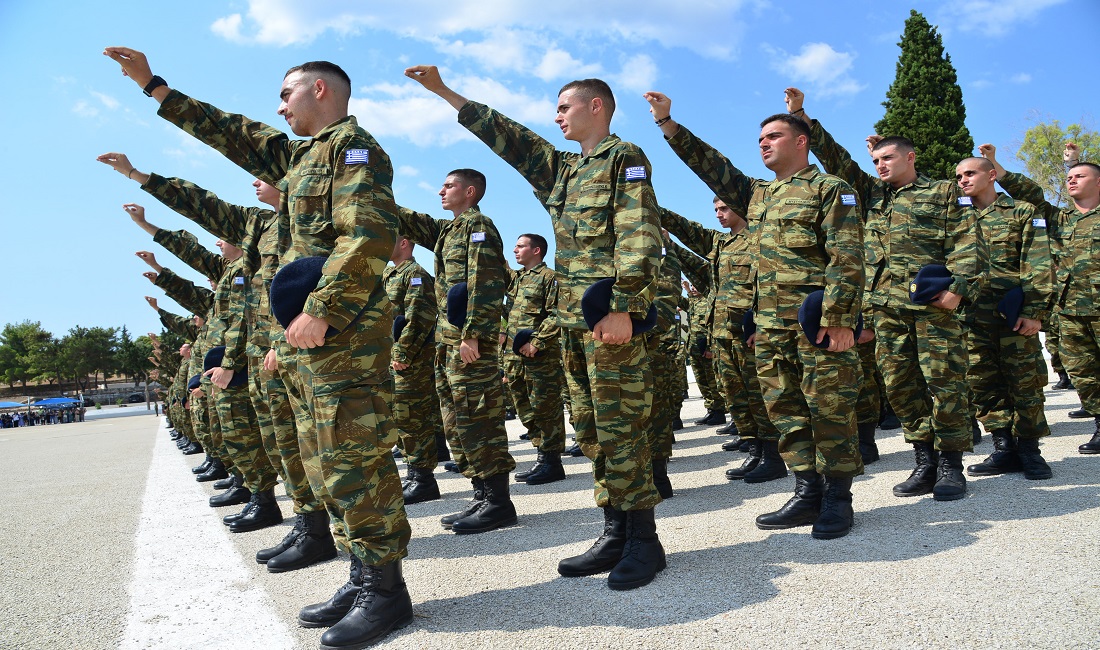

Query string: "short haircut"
[[872, 136, 916, 155], [518, 233, 548, 258], [447, 168, 487, 203], [958, 157, 994, 173], [284, 61, 351, 98], [712, 195, 745, 217], [759, 113, 811, 140], [1069, 161, 1100, 176], [559, 79, 616, 119]]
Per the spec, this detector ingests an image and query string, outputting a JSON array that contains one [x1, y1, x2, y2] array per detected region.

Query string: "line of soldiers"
[[98, 44, 1098, 650]]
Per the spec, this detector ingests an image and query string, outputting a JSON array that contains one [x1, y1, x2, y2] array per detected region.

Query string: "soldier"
[[949, 154, 1054, 480], [505, 233, 568, 486], [646, 92, 865, 539], [982, 143, 1100, 455], [405, 65, 665, 590], [681, 281, 726, 426], [397, 170, 516, 532], [384, 233, 446, 504], [105, 47, 412, 647], [786, 88, 986, 501], [646, 230, 686, 497]]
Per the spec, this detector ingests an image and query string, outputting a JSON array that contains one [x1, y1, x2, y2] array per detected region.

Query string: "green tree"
[[875, 9, 974, 180], [0, 321, 52, 389], [30, 336, 66, 387], [115, 326, 154, 387], [63, 326, 118, 390], [1015, 117, 1100, 207]]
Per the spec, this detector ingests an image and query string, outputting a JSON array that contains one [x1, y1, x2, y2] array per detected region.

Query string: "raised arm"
[[658, 206, 718, 258]]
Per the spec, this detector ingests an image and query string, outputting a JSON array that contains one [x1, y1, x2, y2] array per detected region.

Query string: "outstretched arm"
[[404, 65, 470, 111]]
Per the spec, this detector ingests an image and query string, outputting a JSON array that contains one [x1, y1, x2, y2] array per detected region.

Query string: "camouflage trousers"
[[855, 339, 882, 426], [714, 332, 779, 442], [1058, 314, 1100, 413], [874, 307, 972, 452], [754, 327, 862, 478], [643, 332, 677, 458], [1045, 311, 1064, 375], [561, 328, 659, 511], [214, 381, 277, 493], [688, 339, 726, 414], [198, 391, 229, 468], [503, 348, 566, 453], [289, 341, 410, 566], [392, 343, 443, 470], [434, 339, 515, 480], [963, 321, 1050, 439], [673, 339, 687, 416]]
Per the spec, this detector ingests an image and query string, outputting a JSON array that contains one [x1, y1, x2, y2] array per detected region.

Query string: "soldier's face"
[[216, 240, 244, 260], [871, 145, 915, 185], [955, 160, 995, 197], [714, 200, 745, 231], [278, 71, 319, 137], [514, 237, 538, 266], [180, 345, 191, 359], [253, 179, 281, 208], [439, 175, 473, 211], [1067, 166, 1100, 201], [758, 121, 803, 171], [555, 90, 595, 143]]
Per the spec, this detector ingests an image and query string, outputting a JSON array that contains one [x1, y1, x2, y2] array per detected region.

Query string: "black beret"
[[580, 278, 657, 335], [997, 285, 1024, 326], [202, 346, 248, 387], [446, 282, 468, 328], [741, 310, 756, 343], [392, 314, 407, 341], [186, 374, 201, 391], [909, 264, 954, 305], [695, 335, 708, 355], [797, 290, 864, 349], [269, 256, 352, 337], [512, 329, 545, 356]]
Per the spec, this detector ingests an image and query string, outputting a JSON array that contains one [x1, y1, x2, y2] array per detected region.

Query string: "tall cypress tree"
[[875, 10, 974, 180]]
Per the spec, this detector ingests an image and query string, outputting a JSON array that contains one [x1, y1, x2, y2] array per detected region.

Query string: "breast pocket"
[[908, 201, 948, 240], [573, 185, 613, 245], [291, 169, 333, 235]]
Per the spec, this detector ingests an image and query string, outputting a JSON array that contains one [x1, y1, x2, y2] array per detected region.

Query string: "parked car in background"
[[81, 397, 95, 407], [127, 393, 145, 404]]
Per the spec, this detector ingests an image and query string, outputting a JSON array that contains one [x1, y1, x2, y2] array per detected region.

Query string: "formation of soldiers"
[[96, 44, 1100, 650]]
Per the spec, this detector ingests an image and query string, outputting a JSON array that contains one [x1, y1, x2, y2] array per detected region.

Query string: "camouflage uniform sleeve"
[[141, 172, 252, 245], [666, 237, 710, 294], [157, 89, 294, 187], [610, 148, 663, 315], [396, 206, 443, 248], [153, 228, 227, 282], [457, 101, 562, 198], [944, 186, 989, 305], [998, 171, 1064, 254], [157, 307, 198, 340], [464, 217, 507, 341], [153, 267, 214, 315], [395, 268, 436, 364], [664, 125, 757, 215], [659, 206, 718, 258], [220, 302, 248, 371], [530, 272, 560, 351], [808, 119, 878, 204], [1018, 202, 1055, 321], [300, 134, 397, 333], [819, 178, 865, 328]]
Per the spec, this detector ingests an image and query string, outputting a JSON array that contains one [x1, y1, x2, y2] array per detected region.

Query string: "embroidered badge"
[[1032, 218, 1046, 228], [411, 277, 423, 286], [957, 196, 973, 206], [841, 194, 857, 206], [471, 232, 486, 242], [625, 166, 647, 181], [233, 276, 245, 285], [344, 149, 369, 164]]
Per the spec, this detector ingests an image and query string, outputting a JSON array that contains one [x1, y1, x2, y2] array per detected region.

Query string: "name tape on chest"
[[625, 166, 647, 181], [411, 277, 423, 286], [1033, 218, 1047, 228], [344, 149, 369, 165], [957, 196, 973, 206], [471, 231, 486, 243], [840, 194, 857, 206]]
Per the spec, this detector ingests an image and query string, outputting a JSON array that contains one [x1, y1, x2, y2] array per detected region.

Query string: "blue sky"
[[0, 0, 1094, 339]]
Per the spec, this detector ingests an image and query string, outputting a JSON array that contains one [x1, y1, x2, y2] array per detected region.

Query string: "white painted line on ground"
[[120, 422, 295, 650]]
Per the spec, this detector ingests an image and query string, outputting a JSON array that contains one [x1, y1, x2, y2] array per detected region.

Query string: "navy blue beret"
[[446, 282, 468, 328], [580, 278, 657, 336], [997, 285, 1024, 325], [202, 346, 248, 387], [741, 310, 756, 343], [187, 374, 201, 391], [909, 264, 954, 305], [269, 256, 355, 338], [695, 335, 708, 355], [512, 329, 545, 356], [392, 314, 407, 340], [798, 290, 864, 349]]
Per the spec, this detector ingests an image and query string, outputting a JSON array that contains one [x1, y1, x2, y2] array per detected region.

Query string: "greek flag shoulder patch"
[[625, 166, 647, 181], [471, 232, 486, 243], [1033, 218, 1047, 228], [233, 276, 245, 285], [411, 277, 423, 286], [840, 194, 857, 206], [958, 196, 973, 206], [344, 149, 369, 165]]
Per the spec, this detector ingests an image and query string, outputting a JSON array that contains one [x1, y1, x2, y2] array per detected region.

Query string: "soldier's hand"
[[459, 338, 481, 364], [593, 312, 632, 345], [142, 272, 157, 283], [391, 360, 409, 371], [865, 135, 884, 156], [819, 326, 855, 353], [930, 290, 963, 311], [1014, 317, 1042, 337], [286, 312, 328, 349], [785, 87, 805, 114], [144, 295, 158, 310], [978, 143, 997, 161], [97, 152, 136, 177], [642, 91, 671, 121], [263, 348, 278, 372], [857, 328, 875, 345], [124, 203, 147, 223], [703, 350, 714, 359], [404, 65, 445, 91], [204, 367, 233, 390], [745, 333, 756, 349], [103, 46, 154, 88], [190, 386, 204, 399], [520, 342, 539, 358], [1064, 142, 1080, 165]]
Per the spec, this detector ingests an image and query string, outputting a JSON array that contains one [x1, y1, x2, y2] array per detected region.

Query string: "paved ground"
[[2, 383, 1098, 650]]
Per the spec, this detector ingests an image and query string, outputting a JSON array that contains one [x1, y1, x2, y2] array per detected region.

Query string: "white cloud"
[[937, 0, 1067, 37], [970, 79, 994, 90], [210, 13, 245, 43], [765, 42, 865, 98], [1010, 73, 1032, 84], [416, 181, 436, 193], [611, 54, 658, 95], [72, 100, 98, 118], [396, 165, 420, 177], [91, 91, 120, 110]]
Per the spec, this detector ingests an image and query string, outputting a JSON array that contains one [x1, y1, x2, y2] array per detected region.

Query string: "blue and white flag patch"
[[625, 166, 647, 181], [957, 196, 973, 206], [840, 194, 857, 206], [411, 277, 423, 286], [344, 149, 369, 165], [233, 276, 245, 285], [471, 232, 486, 243], [1033, 218, 1047, 228]]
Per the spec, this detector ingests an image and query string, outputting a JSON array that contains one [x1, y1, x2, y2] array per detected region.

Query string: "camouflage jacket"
[[958, 192, 1054, 325], [397, 206, 506, 345], [157, 90, 397, 383], [154, 267, 213, 317], [457, 101, 661, 330], [157, 307, 199, 341], [808, 119, 987, 312], [652, 236, 684, 339], [382, 259, 437, 365], [504, 261, 559, 353]]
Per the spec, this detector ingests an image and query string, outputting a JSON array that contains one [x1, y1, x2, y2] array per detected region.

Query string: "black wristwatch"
[[143, 75, 167, 97]]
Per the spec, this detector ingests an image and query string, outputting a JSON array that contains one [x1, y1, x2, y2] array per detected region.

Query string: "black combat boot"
[[971, 418, 982, 445], [893, 442, 939, 497], [450, 473, 517, 534], [858, 422, 879, 464], [1015, 438, 1053, 480], [402, 467, 441, 505], [515, 451, 546, 482], [257, 513, 305, 564], [182, 440, 203, 455], [715, 421, 738, 435], [651, 457, 673, 499], [672, 415, 684, 431], [435, 430, 451, 462], [1069, 407, 1094, 419], [299, 556, 364, 628], [743, 439, 789, 484], [1080, 417, 1100, 454], [607, 508, 666, 590], [192, 455, 213, 474], [224, 494, 257, 525], [525, 452, 566, 486], [267, 510, 338, 572], [229, 488, 283, 533], [878, 404, 901, 430], [558, 507, 627, 576], [725, 440, 760, 480], [811, 476, 854, 540], [755, 471, 822, 530], [1052, 372, 1074, 390], [440, 478, 485, 529], [318, 560, 413, 649], [195, 458, 228, 482], [696, 410, 726, 426], [169, 429, 181, 440], [721, 434, 745, 451], [213, 470, 238, 490], [932, 451, 967, 501], [966, 428, 1022, 476], [565, 442, 585, 457], [176, 435, 191, 449], [209, 474, 250, 507]]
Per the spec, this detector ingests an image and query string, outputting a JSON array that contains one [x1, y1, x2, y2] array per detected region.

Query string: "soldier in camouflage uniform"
[[648, 92, 865, 539], [384, 234, 445, 504], [397, 169, 516, 533], [787, 89, 987, 502], [107, 48, 413, 646], [406, 65, 665, 590], [948, 155, 1054, 480], [644, 231, 685, 498], [681, 280, 726, 425], [983, 143, 1100, 456], [505, 233, 567, 487]]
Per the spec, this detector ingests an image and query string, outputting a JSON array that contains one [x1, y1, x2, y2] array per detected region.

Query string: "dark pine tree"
[[875, 10, 974, 180]]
